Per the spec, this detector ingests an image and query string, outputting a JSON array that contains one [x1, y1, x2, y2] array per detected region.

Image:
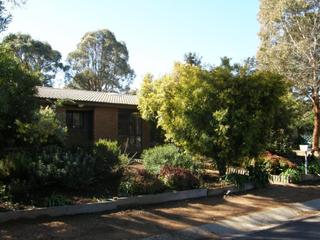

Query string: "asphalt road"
[[233, 213, 320, 240]]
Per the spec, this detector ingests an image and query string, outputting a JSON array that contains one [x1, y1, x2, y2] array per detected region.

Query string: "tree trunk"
[[311, 88, 320, 154]]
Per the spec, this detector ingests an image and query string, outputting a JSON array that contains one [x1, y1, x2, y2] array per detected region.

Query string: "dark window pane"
[[66, 112, 73, 128], [66, 111, 84, 129]]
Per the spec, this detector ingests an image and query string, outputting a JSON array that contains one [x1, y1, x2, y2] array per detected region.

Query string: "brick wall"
[[93, 107, 118, 141], [142, 119, 150, 149]]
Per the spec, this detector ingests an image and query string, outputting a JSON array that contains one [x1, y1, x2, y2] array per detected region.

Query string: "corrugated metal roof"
[[36, 87, 138, 106]]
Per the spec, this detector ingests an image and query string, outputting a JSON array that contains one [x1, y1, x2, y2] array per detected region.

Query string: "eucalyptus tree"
[[66, 29, 134, 92], [3, 33, 64, 86], [0, 0, 26, 32], [0, 0, 11, 32], [257, 0, 320, 151]]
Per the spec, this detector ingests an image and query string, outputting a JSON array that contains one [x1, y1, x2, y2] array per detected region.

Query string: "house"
[[36, 86, 153, 153]]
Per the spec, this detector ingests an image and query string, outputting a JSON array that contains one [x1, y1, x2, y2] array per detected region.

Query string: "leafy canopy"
[[257, 0, 320, 150], [258, 0, 320, 94], [66, 29, 134, 92], [2, 33, 64, 86], [139, 58, 289, 175], [0, 45, 40, 149], [0, 0, 11, 33]]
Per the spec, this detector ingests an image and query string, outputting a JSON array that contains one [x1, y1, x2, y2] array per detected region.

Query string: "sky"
[[4, 0, 260, 89]]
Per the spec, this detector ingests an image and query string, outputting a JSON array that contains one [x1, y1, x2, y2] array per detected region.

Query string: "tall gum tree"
[[257, 0, 320, 152], [3, 33, 64, 86], [66, 29, 134, 92]]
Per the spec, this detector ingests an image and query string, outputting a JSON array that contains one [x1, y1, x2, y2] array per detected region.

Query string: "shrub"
[[15, 106, 67, 146], [1, 140, 124, 203], [281, 168, 301, 183], [119, 168, 166, 196], [31, 146, 96, 191], [45, 194, 72, 207], [93, 139, 121, 181], [0, 182, 10, 202], [307, 158, 320, 175], [0, 46, 40, 149], [261, 151, 296, 175], [159, 166, 200, 191], [247, 161, 269, 188], [142, 144, 200, 175], [8, 179, 31, 203], [1, 146, 96, 196], [224, 173, 249, 189]]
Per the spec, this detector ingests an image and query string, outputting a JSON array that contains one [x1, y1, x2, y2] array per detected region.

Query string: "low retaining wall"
[[0, 201, 117, 223], [269, 174, 320, 184], [0, 188, 208, 223], [0, 185, 254, 223], [269, 175, 291, 184], [207, 183, 254, 196]]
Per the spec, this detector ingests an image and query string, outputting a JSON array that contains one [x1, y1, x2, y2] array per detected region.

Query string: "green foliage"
[[184, 52, 202, 66], [257, 0, 320, 150], [0, 0, 11, 32], [266, 93, 302, 155], [298, 157, 320, 176], [45, 194, 71, 207], [0, 45, 40, 149], [66, 29, 134, 92], [159, 166, 200, 190], [119, 168, 166, 196], [139, 59, 289, 175], [33, 146, 96, 190], [281, 168, 302, 183], [93, 139, 121, 182], [247, 161, 269, 188], [261, 152, 296, 175], [2, 33, 64, 86], [7, 179, 31, 203], [0, 182, 9, 202], [15, 106, 67, 146], [142, 144, 200, 175], [224, 173, 249, 189], [0, 146, 96, 192], [308, 159, 320, 175]]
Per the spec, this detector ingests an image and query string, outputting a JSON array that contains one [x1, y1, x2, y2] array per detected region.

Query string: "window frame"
[[66, 111, 85, 130]]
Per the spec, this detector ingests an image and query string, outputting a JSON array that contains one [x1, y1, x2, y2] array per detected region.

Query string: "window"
[[66, 111, 84, 129], [118, 110, 142, 151]]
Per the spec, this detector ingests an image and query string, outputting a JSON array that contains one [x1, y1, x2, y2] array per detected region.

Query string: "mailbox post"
[[299, 145, 309, 175]]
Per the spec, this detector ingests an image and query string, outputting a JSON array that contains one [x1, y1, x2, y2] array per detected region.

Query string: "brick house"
[[36, 87, 153, 153]]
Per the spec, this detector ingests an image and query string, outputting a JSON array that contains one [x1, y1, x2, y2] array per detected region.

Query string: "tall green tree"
[[0, 1, 26, 33], [184, 52, 202, 66], [139, 59, 289, 175], [0, 45, 40, 149], [2, 33, 64, 86], [0, 0, 11, 32], [66, 29, 134, 92], [257, 0, 320, 152]]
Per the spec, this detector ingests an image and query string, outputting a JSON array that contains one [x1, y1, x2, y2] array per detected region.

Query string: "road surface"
[[233, 213, 320, 240]]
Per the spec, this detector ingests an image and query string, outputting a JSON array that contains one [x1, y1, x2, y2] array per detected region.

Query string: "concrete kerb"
[[143, 198, 320, 240], [0, 184, 255, 223], [116, 188, 207, 208], [0, 201, 117, 223], [0, 188, 212, 223]]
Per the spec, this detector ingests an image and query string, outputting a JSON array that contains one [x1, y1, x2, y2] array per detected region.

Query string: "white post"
[[305, 151, 308, 175]]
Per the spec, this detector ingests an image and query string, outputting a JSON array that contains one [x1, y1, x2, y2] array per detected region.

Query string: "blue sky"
[[5, 0, 260, 88]]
